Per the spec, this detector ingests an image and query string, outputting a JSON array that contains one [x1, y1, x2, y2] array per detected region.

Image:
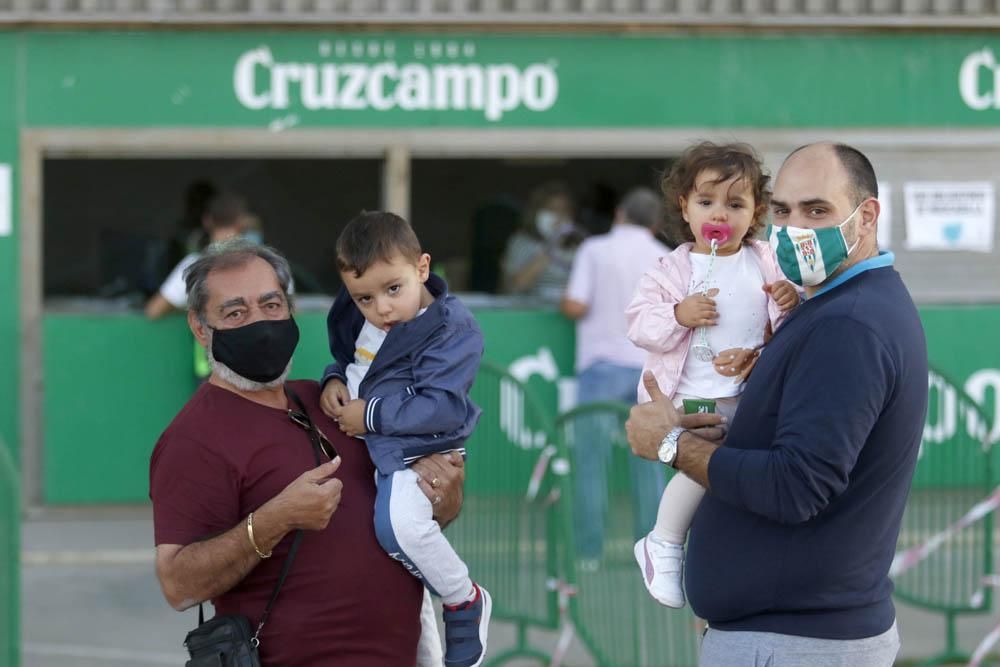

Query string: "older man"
[[627, 142, 927, 666], [149, 239, 464, 666]]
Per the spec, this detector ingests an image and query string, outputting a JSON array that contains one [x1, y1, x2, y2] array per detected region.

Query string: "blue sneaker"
[[442, 583, 492, 667]]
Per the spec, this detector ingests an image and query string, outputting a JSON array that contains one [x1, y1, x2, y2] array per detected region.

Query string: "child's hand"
[[674, 288, 719, 328], [764, 280, 800, 312], [320, 380, 351, 419], [337, 399, 367, 437]]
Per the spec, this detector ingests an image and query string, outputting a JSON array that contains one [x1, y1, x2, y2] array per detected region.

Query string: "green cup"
[[682, 398, 717, 415]]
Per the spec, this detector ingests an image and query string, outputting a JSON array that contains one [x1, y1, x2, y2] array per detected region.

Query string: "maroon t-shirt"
[[150, 380, 422, 666]]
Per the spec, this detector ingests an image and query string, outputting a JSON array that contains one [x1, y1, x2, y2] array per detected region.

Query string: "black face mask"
[[210, 318, 300, 384]]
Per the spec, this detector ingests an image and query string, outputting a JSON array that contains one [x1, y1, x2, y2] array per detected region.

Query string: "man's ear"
[[188, 311, 210, 348], [417, 253, 431, 282], [858, 197, 881, 240]]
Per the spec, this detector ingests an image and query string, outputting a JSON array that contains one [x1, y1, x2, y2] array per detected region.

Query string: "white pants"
[[652, 394, 741, 545], [374, 467, 473, 606], [417, 588, 444, 667]]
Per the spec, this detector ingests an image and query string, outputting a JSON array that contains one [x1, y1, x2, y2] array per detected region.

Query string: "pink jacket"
[[625, 240, 788, 403]]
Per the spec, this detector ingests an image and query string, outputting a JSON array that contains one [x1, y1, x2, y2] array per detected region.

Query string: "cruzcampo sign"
[[16, 32, 1000, 129], [16, 31, 1000, 130]]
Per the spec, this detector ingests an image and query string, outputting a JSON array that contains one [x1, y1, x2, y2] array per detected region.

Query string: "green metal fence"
[[450, 361, 560, 665], [552, 402, 700, 667], [0, 438, 20, 667], [460, 365, 996, 667], [893, 369, 994, 667]]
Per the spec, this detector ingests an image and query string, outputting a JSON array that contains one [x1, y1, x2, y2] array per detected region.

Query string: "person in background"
[[560, 187, 673, 570], [145, 192, 252, 320], [501, 182, 585, 302], [577, 181, 619, 237], [468, 196, 521, 294], [163, 179, 217, 273]]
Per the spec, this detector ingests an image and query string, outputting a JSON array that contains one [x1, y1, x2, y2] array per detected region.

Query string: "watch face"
[[658, 438, 676, 465]]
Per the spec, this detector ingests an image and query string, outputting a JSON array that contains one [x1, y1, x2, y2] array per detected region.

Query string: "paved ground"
[[18, 510, 1000, 666]]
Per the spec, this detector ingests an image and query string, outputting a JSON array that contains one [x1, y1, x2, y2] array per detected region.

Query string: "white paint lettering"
[[432, 65, 484, 110], [366, 63, 398, 111], [338, 65, 368, 110], [300, 63, 338, 110], [233, 47, 273, 110], [521, 64, 559, 112], [965, 369, 1000, 444], [270, 63, 305, 109], [959, 48, 996, 111], [484, 65, 520, 121], [397, 64, 431, 110]]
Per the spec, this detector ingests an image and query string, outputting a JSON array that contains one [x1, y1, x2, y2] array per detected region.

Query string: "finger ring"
[[433, 495, 442, 505], [431, 477, 441, 489]]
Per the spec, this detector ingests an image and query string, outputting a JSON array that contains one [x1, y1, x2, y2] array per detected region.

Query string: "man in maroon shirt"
[[149, 239, 465, 666]]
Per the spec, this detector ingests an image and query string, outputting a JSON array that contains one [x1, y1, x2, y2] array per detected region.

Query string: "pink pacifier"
[[702, 223, 732, 246]]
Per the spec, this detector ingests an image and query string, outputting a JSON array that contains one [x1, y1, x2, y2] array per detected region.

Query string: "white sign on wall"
[[0, 164, 10, 237], [877, 181, 891, 249], [904, 181, 995, 252]]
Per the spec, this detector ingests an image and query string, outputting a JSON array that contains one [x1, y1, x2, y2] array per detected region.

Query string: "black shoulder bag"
[[183, 387, 335, 667]]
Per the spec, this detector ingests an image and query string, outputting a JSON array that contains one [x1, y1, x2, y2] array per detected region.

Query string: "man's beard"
[[206, 336, 293, 392]]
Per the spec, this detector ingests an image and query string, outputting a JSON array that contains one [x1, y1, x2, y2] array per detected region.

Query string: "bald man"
[[626, 142, 927, 666]]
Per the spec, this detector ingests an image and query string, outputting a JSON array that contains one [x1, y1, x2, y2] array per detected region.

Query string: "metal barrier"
[[0, 438, 20, 667], [552, 402, 699, 667], [457, 365, 993, 666], [893, 369, 994, 667], [449, 360, 559, 666]]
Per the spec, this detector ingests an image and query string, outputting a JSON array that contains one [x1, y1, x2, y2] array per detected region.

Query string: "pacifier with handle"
[[702, 223, 732, 246]]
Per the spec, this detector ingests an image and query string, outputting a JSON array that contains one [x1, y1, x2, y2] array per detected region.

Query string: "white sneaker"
[[634, 534, 686, 608]]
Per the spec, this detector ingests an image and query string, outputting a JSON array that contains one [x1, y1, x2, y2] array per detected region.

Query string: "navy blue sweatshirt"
[[685, 259, 928, 640]]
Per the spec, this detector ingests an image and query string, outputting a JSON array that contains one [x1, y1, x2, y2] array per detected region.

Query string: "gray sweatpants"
[[700, 621, 899, 667]]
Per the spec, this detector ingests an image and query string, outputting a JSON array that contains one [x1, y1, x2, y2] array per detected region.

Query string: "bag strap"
[[251, 386, 327, 644], [252, 527, 305, 645]]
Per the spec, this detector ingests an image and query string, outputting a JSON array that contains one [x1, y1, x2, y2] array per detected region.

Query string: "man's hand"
[[764, 280, 800, 312], [674, 288, 719, 328], [411, 452, 465, 528], [713, 347, 760, 383], [320, 380, 351, 419], [626, 372, 724, 461], [267, 458, 344, 532], [336, 399, 367, 437]]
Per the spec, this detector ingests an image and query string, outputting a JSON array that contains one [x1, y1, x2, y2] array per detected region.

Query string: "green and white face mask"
[[768, 202, 863, 287]]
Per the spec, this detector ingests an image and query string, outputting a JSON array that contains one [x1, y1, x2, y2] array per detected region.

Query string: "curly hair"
[[661, 142, 771, 247]]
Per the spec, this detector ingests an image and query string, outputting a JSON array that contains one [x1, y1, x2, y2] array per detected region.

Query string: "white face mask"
[[535, 210, 560, 238]]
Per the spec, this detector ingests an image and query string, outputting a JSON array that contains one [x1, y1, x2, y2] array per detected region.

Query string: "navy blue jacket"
[[322, 273, 483, 475], [686, 261, 928, 640]]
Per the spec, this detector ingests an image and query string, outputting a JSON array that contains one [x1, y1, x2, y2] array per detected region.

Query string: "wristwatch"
[[657, 427, 686, 468]]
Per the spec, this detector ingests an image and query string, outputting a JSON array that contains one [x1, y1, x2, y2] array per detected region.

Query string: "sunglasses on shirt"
[[287, 409, 339, 460]]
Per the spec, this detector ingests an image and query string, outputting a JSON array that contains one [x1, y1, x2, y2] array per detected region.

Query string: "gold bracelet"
[[247, 512, 272, 559]]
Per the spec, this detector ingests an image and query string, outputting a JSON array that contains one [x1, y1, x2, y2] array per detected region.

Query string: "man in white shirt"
[[561, 187, 673, 567]]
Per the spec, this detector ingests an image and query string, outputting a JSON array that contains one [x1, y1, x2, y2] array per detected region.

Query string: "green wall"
[[41, 309, 575, 504], [39, 307, 999, 505], [0, 33, 19, 463]]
